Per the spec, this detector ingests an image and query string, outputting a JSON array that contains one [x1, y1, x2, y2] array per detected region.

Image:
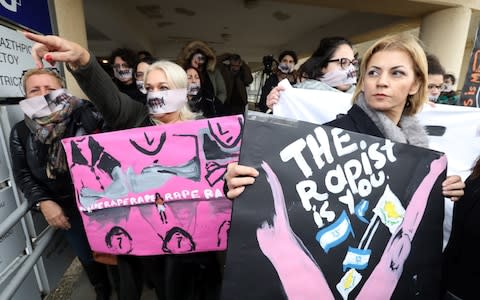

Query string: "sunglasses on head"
[[20, 67, 64, 96], [21, 67, 61, 79]]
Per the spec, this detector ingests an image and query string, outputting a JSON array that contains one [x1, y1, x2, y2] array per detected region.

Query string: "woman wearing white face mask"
[[24, 32, 223, 300], [439, 73, 459, 106], [185, 65, 218, 117], [257, 50, 298, 112], [109, 47, 146, 104], [176, 40, 227, 114], [134, 56, 156, 96], [27, 35, 198, 131], [266, 37, 358, 109], [9, 68, 111, 299]]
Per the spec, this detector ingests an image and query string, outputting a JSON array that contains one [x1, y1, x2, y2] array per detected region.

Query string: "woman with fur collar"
[[177, 40, 227, 110], [225, 33, 464, 204]]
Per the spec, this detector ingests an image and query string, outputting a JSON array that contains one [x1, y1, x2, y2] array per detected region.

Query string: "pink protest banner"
[[62, 115, 242, 255]]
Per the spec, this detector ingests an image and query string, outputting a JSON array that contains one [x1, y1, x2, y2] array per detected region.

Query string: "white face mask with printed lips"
[[443, 83, 453, 93], [428, 94, 439, 102], [136, 80, 147, 94], [277, 62, 294, 74], [113, 68, 133, 81], [146, 89, 187, 115], [320, 64, 357, 88], [187, 83, 201, 96], [19, 88, 72, 119]]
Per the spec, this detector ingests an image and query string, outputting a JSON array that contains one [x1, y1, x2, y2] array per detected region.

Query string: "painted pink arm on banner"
[[256, 161, 334, 300], [357, 156, 447, 299]]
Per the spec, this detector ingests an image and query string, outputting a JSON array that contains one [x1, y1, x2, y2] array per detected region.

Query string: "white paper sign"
[[0, 24, 35, 97]]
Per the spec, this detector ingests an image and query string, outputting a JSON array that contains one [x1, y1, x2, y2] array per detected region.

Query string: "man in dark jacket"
[[218, 53, 253, 115]]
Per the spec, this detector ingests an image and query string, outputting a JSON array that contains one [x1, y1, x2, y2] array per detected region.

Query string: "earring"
[[405, 95, 412, 108]]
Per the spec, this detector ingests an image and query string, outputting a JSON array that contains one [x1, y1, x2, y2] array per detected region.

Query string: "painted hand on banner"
[[266, 85, 285, 109], [24, 32, 91, 70], [356, 156, 447, 299], [257, 161, 334, 300], [224, 162, 259, 199]]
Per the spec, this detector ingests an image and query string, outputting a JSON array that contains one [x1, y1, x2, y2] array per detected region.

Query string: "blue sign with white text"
[[0, 0, 52, 34]]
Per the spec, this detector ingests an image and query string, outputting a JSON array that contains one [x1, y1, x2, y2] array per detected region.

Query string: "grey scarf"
[[355, 93, 429, 148]]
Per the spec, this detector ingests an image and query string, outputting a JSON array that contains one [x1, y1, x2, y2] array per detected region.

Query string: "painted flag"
[[354, 199, 369, 224], [316, 211, 354, 253], [336, 268, 363, 300], [342, 246, 371, 272], [372, 185, 405, 234]]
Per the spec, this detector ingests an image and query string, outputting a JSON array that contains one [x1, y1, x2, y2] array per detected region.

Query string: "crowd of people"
[[8, 29, 475, 300]]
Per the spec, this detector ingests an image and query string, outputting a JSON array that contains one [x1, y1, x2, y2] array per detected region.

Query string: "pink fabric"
[[62, 115, 242, 255]]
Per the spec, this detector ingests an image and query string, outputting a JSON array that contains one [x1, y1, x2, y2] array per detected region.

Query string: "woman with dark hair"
[[177, 40, 227, 116], [300, 37, 356, 90], [185, 65, 220, 117], [266, 37, 357, 110], [134, 55, 157, 97], [109, 47, 146, 103], [426, 53, 446, 104], [439, 73, 459, 105], [258, 49, 298, 112], [443, 157, 480, 299]]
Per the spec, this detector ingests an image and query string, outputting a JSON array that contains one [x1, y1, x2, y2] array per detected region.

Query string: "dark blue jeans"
[[62, 206, 94, 265]]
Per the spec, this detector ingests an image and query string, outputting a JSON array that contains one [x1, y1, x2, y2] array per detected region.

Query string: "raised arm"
[[25, 32, 146, 129]]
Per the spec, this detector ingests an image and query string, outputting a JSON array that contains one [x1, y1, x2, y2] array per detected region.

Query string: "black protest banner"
[[221, 113, 446, 300], [460, 25, 480, 107]]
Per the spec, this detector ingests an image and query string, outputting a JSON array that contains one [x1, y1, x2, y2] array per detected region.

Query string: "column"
[[53, 0, 88, 98], [419, 6, 471, 89]]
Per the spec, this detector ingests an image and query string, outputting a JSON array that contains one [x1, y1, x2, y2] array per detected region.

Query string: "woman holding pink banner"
[[23, 32, 222, 300], [9, 68, 112, 299]]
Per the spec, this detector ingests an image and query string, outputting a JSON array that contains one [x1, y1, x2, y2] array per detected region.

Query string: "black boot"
[[82, 261, 112, 300]]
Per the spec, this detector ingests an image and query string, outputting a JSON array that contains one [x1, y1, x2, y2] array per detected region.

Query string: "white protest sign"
[[0, 24, 35, 97]]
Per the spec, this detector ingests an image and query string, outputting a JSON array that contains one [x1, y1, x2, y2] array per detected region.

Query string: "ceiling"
[[82, 0, 478, 69]]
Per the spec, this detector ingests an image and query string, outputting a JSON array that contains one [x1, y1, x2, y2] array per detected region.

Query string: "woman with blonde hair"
[[24, 32, 220, 300], [224, 34, 464, 299], [10, 67, 111, 299], [227, 33, 462, 199]]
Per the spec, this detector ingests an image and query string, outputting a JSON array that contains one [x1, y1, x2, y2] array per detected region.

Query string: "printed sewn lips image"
[[148, 96, 166, 108], [118, 69, 130, 75]]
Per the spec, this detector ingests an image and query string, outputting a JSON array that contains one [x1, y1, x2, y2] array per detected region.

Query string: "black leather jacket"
[[9, 103, 104, 210]]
